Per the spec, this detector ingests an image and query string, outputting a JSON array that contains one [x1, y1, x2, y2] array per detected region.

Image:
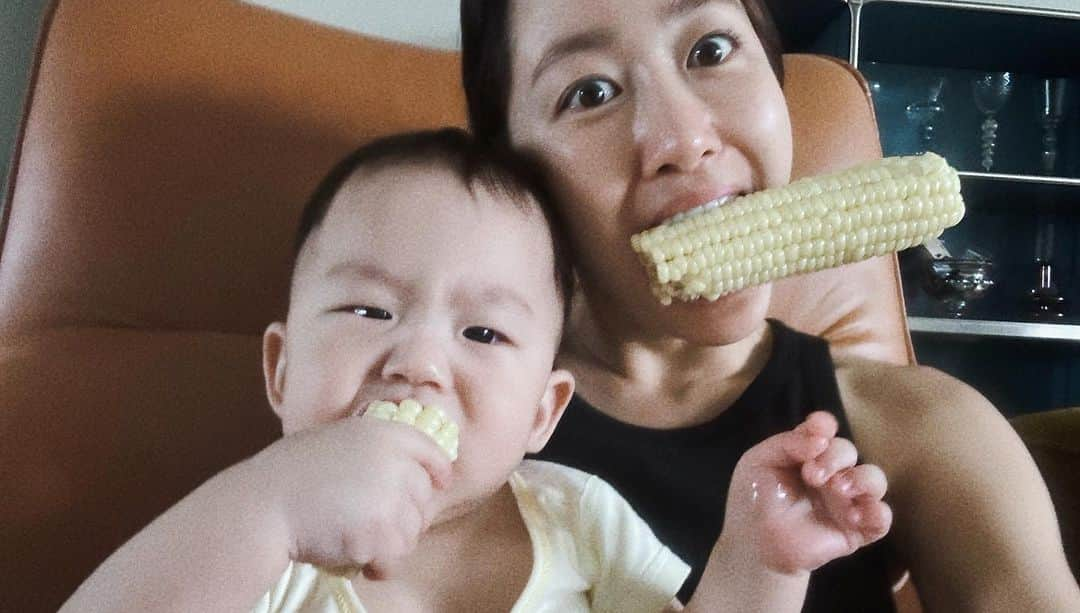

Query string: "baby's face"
[[267, 163, 570, 515]]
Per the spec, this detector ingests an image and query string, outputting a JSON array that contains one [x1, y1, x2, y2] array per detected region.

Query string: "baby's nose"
[[380, 333, 450, 389]]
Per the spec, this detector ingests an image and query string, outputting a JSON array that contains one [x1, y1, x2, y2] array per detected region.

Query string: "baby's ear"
[[526, 368, 576, 453], [262, 321, 289, 420]]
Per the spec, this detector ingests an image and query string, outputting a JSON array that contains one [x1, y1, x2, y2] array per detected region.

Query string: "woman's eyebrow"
[[531, 29, 616, 86], [664, 0, 737, 18]]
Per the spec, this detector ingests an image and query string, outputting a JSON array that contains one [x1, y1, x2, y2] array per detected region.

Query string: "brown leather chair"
[[0, 1, 918, 611], [1010, 407, 1080, 581]]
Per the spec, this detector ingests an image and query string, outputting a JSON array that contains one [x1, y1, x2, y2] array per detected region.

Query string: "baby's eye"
[[558, 76, 622, 113], [462, 326, 508, 345], [687, 32, 736, 68], [350, 306, 392, 320]]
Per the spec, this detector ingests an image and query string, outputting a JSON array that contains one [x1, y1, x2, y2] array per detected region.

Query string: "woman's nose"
[[380, 331, 450, 389], [634, 77, 722, 178]]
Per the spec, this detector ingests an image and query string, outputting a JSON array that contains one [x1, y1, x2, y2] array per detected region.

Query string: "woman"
[[460, 0, 1080, 611]]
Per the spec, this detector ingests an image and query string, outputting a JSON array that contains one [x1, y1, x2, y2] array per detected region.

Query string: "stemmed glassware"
[[1040, 78, 1068, 175], [1027, 217, 1067, 319], [905, 77, 946, 154], [971, 72, 1013, 171]]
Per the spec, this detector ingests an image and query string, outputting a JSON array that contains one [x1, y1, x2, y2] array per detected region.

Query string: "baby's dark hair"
[[294, 127, 575, 322]]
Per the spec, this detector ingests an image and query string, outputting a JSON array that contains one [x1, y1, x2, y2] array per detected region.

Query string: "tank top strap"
[[766, 318, 855, 441]]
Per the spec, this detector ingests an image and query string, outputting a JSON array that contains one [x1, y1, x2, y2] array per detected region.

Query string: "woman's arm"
[[839, 362, 1080, 612]]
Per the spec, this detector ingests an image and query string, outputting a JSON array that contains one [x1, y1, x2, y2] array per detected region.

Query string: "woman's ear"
[[526, 368, 576, 453], [263, 321, 289, 420]]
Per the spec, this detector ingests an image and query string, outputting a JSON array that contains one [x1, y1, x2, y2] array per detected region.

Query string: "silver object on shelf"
[[972, 72, 1013, 172], [923, 257, 995, 317]]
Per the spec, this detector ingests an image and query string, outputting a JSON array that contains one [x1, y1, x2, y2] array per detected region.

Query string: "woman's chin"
[[647, 284, 773, 346]]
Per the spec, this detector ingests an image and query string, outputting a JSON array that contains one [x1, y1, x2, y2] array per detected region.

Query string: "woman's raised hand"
[[721, 411, 892, 575]]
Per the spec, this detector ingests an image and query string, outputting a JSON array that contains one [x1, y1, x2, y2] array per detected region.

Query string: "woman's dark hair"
[[294, 127, 575, 322], [461, 0, 785, 148]]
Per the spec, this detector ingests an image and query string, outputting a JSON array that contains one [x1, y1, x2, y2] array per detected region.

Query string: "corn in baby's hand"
[[631, 153, 965, 304], [364, 399, 459, 461]]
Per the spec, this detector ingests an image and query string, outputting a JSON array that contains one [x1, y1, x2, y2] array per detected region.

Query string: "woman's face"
[[506, 0, 793, 344]]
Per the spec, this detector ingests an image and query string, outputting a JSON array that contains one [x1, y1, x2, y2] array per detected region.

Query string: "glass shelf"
[[958, 171, 1080, 188], [909, 316, 1080, 342], [824, 0, 1080, 411], [850, 1, 1080, 75], [860, 62, 1080, 179], [858, 0, 1080, 21]]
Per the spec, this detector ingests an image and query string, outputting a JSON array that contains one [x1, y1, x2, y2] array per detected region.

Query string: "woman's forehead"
[[510, 0, 748, 64]]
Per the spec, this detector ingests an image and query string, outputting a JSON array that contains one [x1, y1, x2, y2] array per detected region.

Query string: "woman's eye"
[[462, 326, 507, 345], [558, 77, 621, 112], [350, 306, 392, 320], [687, 33, 735, 68]]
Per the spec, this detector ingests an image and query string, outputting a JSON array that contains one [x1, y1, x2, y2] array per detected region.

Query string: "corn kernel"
[[364, 399, 459, 460]]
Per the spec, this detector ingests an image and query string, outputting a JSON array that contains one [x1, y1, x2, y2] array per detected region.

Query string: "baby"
[[61, 129, 892, 613]]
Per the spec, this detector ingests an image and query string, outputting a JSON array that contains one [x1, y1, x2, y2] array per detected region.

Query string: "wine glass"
[[971, 72, 1013, 172], [1027, 218, 1067, 319], [1040, 78, 1068, 175], [906, 77, 947, 154]]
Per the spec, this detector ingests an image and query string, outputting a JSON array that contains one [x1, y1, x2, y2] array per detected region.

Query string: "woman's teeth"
[[666, 194, 738, 224]]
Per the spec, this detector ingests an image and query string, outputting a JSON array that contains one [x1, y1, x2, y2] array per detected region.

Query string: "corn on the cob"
[[631, 153, 965, 304], [364, 399, 459, 461]]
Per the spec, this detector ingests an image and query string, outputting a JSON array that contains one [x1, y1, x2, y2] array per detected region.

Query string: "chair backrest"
[[0, 0, 912, 609]]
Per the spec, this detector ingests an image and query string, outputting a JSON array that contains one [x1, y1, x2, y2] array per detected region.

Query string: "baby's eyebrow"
[[469, 285, 535, 319], [324, 261, 405, 290]]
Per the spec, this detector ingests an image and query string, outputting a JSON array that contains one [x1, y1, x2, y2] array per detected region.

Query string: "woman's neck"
[[558, 298, 774, 429]]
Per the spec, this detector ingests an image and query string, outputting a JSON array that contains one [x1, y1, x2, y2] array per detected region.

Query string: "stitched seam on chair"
[[794, 54, 913, 366], [813, 54, 884, 148]]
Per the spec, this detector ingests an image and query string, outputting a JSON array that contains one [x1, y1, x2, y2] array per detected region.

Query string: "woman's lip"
[[647, 190, 744, 230]]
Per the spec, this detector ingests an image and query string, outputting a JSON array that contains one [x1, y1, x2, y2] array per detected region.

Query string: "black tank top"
[[534, 319, 896, 611]]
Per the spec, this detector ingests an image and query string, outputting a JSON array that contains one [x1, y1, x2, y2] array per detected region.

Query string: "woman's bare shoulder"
[[830, 357, 1008, 475], [833, 357, 985, 425]]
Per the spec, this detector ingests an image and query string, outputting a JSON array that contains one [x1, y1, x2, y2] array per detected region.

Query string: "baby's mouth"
[[361, 399, 460, 461]]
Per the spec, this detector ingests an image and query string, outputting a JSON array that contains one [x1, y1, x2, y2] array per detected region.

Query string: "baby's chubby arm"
[[678, 412, 892, 613], [59, 414, 452, 613]]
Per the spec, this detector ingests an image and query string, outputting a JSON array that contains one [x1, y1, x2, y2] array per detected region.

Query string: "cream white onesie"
[[253, 460, 690, 613]]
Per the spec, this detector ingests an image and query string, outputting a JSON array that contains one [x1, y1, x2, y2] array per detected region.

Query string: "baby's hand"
[[721, 411, 892, 575], [252, 411, 454, 580]]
